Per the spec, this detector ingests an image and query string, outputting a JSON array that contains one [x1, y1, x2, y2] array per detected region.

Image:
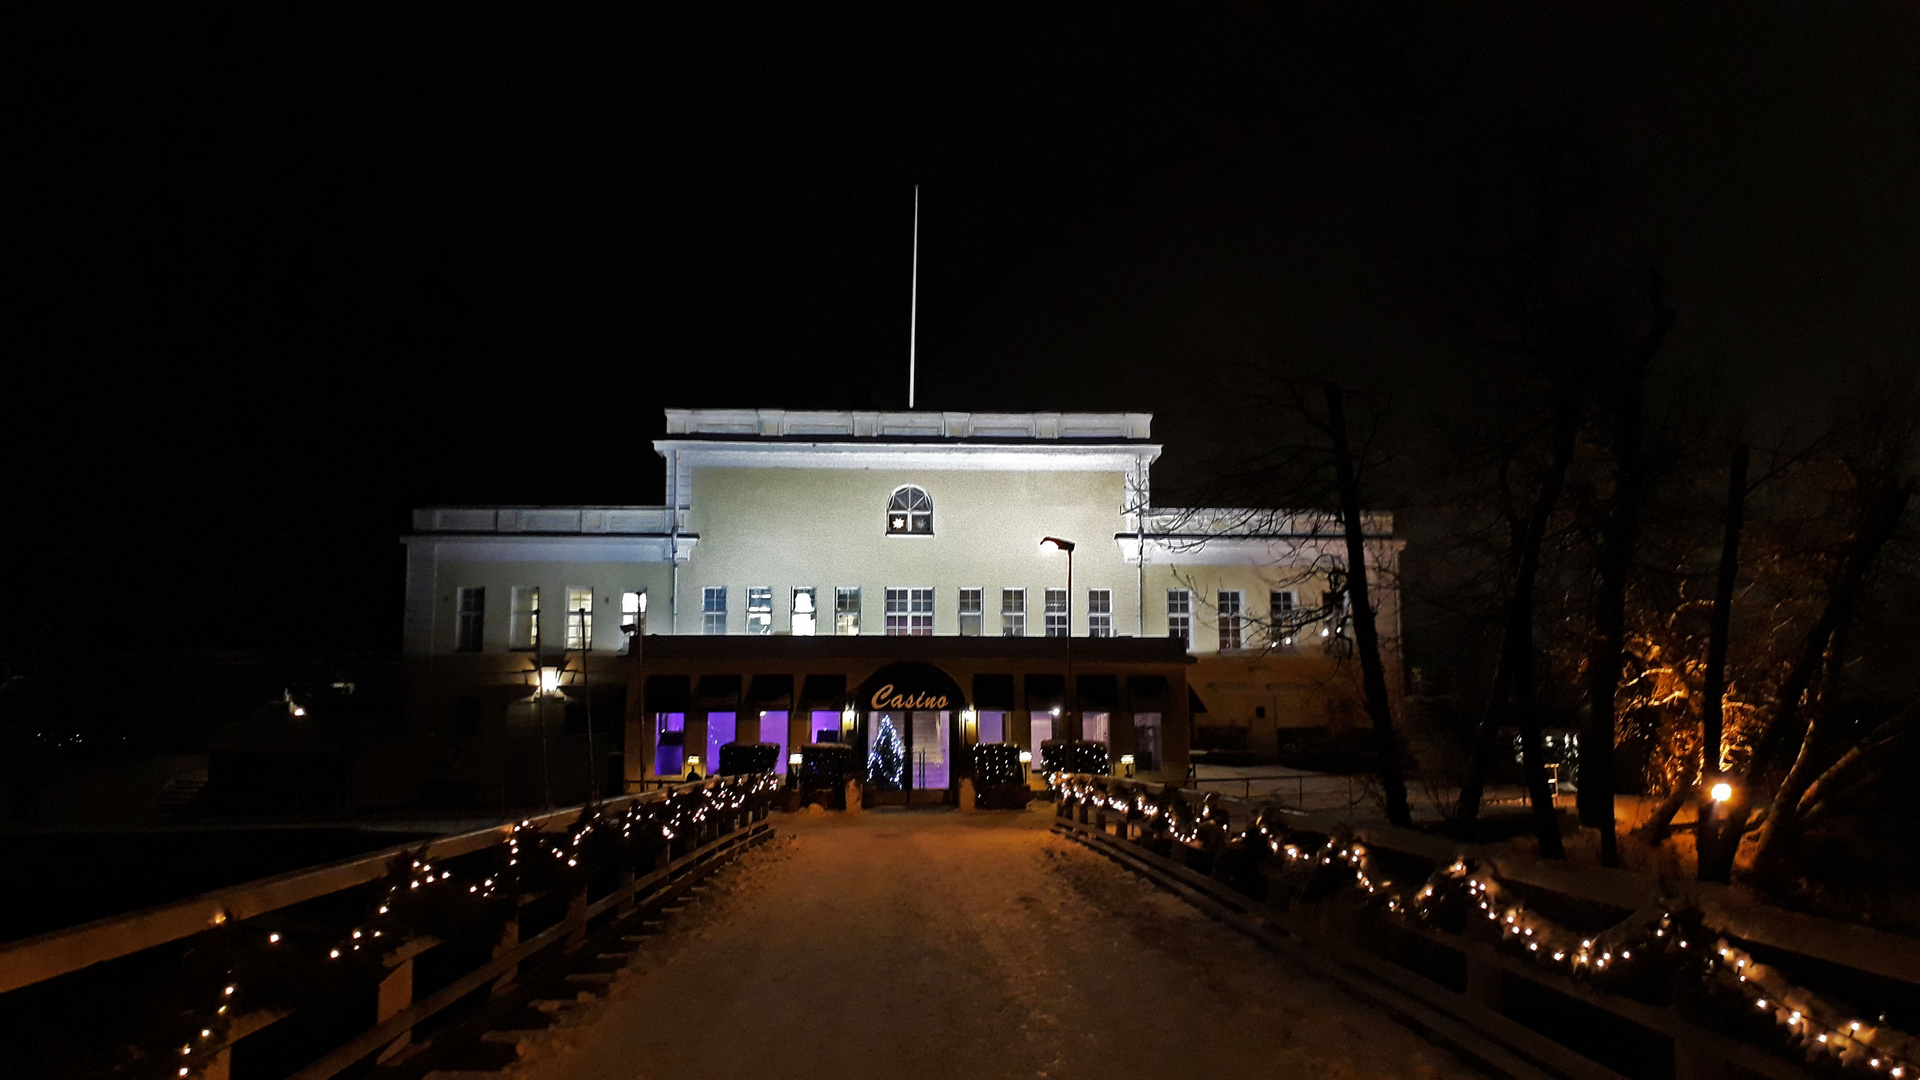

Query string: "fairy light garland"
[[1049, 772, 1917, 1078], [153, 775, 775, 1080]]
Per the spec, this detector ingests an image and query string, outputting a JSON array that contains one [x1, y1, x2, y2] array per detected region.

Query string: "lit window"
[[835, 587, 861, 635], [1167, 589, 1191, 648], [1044, 588, 1068, 637], [565, 587, 594, 650], [958, 588, 984, 636], [1218, 590, 1243, 651], [1270, 589, 1297, 649], [1001, 588, 1026, 637], [1088, 589, 1112, 638], [511, 586, 539, 650], [455, 587, 485, 652], [885, 587, 934, 636], [791, 587, 817, 636], [702, 587, 727, 635], [747, 587, 774, 635], [886, 485, 934, 535], [620, 591, 646, 654]]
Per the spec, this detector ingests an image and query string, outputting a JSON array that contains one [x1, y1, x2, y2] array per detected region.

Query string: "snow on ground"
[[502, 806, 1484, 1080]]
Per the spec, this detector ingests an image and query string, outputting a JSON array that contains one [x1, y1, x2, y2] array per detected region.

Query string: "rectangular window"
[[957, 587, 984, 636], [791, 587, 817, 636], [620, 590, 646, 654], [884, 587, 934, 636], [702, 586, 727, 635], [1001, 588, 1026, 637], [1269, 589, 1297, 649], [747, 587, 774, 635], [835, 587, 861, 635], [1167, 588, 1191, 648], [1218, 590, 1244, 651], [455, 587, 485, 652], [511, 586, 539, 650], [1087, 589, 1112, 638], [1044, 588, 1068, 637], [565, 587, 594, 650]]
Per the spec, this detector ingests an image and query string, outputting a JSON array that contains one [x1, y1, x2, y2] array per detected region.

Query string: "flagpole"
[[908, 184, 919, 409]]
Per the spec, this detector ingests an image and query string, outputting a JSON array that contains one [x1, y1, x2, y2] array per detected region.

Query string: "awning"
[[1024, 673, 1065, 712], [1076, 674, 1120, 710], [645, 675, 690, 712], [799, 673, 846, 712], [749, 673, 793, 710], [1127, 675, 1170, 710], [852, 662, 968, 712], [1188, 687, 1209, 714], [693, 674, 742, 711], [972, 673, 1016, 710]]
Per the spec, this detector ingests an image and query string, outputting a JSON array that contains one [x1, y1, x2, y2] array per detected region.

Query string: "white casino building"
[[397, 409, 1402, 807]]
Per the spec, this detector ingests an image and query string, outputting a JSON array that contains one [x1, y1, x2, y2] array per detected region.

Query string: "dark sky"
[[8, 2, 1917, 655]]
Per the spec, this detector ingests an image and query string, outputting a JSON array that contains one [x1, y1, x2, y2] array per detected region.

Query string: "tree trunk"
[[1459, 393, 1580, 857], [1579, 291, 1667, 867], [1704, 479, 1912, 882], [1688, 447, 1748, 866], [1324, 382, 1412, 827]]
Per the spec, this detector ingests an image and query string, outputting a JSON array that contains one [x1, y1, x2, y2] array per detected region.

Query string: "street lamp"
[[1040, 536, 1078, 755]]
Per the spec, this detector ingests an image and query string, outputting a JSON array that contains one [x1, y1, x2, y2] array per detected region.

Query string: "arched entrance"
[[849, 662, 969, 799]]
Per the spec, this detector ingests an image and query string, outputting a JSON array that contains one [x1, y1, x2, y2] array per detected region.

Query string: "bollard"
[[845, 778, 863, 817]]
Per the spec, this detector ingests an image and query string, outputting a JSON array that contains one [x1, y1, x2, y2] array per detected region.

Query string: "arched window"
[[886, 485, 933, 535]]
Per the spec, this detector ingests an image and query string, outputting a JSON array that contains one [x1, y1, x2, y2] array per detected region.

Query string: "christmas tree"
[[868, 716, 905, 790]]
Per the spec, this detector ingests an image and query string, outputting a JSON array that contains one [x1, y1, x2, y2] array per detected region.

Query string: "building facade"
[[398, 409, 1402, 804]]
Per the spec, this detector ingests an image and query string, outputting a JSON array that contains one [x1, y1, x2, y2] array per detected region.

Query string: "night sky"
[[8, 2, 1916, 656]]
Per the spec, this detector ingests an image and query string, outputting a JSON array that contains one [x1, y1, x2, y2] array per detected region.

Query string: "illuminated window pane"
[[791, 587, 817, 636], [1269, 589, 1297, 650], [835, 587, 861, 635], [747, 587, 773, 635], [511, 586, 539, 650], [957, 587, 983, 636], [1088, 589, 1112, 638], [1001, 588, 1026, 637], [1167, 589, 1191, 648], [885, 485, 934, 535], [1217, 590, 1243, 651], [1044, 588, 1068, 637], [619, 591, 645, 654], [566, 587, 593, 650]]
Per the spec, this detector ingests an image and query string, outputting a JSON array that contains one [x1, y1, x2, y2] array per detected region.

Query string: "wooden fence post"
[[374, 958, 414, 1063], [492, 919, 519, 997]]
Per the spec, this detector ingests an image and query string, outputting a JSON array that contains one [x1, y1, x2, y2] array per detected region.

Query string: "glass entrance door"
[[910, 710, 950, 789]]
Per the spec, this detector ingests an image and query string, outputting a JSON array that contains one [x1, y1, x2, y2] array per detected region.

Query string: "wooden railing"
[[0, 776, 778, 1080], [1049, 774, 1920, 1080]]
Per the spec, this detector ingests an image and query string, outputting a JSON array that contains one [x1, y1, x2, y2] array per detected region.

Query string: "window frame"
[[1167, 588, 1191, 648], [957, 587, 984, 637], [565, 586, 594, 651], [884, 485, 935, 536], [746, 586, 774, 636], [1087, 588, 1113, 638], [455, 586, 486, 653], [884, 586, 935, 636], [510, 586, 540, 651], [702, 586, 728, 636], [1217, 590, 1244, 651], [834, 587, 862, 635], [1001, 588, 1026, 637], [619, 590, 646, 654], [1044, 588, 1068, 638], [791, 586, 818, 637]]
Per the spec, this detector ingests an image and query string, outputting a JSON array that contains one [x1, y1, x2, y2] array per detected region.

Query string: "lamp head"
[[1040, 536, 1077, 553], [1710, 781, 1734, 803]]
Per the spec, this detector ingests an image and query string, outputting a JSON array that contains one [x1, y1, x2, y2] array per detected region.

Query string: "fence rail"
[[0, 776, 776, 1080], [1050, 773, 1920, 1080]]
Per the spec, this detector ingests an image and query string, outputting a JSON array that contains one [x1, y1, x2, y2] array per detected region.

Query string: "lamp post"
[[1041, 536, 1078, 753]]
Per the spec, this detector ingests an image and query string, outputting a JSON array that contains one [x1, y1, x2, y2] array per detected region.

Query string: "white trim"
[[404, 535, 694, 564]]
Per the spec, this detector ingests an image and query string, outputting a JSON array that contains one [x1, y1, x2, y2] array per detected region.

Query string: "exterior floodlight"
[[788, 752, 803, 766], [1051, 706, 1061, 717], [538, 667, 562, 695], [1710, 782, 1734, 803]]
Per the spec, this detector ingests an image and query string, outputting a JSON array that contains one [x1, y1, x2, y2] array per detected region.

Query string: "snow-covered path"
[[504, 807, 1482, 1080]]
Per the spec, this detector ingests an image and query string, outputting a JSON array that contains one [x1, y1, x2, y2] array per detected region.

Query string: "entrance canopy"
[[851, 662, 968, 713]]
